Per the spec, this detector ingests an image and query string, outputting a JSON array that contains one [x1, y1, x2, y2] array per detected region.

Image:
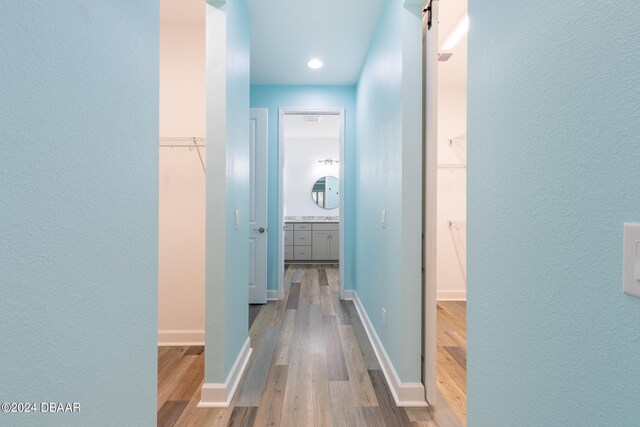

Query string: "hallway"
[[158, 265, 465, 426]]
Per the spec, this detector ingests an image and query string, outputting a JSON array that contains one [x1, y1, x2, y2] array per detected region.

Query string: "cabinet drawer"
[[284, 223, 294, 231], [312, 223, 339, 231], [294, 230, 312, 245], [294, 223, 312, 231], [294, 246, 312, 260], [284, 231, 293, 245], [284, 245, 294, 260]]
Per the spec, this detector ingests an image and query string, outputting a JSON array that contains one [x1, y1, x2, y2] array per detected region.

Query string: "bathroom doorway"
[[278, 109, 346, 300]]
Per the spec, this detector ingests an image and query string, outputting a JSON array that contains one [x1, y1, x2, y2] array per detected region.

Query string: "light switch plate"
[[623, 223, 640, 297], [235, 210, 240, 231], [381, 210, 387, 228]]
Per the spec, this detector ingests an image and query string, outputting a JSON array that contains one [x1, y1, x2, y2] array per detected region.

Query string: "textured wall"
[[468, 1, 640, 425], [204, 0, 251, 382], [250, 85, 358, 291], [355, 0, 422, 382], [0, 2, 158, 426]]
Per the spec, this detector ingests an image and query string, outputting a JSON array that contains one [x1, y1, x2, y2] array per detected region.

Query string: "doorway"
[[423, 0, 468, 424], [249, 108, 269, 304], [278, 109, 346, 300]]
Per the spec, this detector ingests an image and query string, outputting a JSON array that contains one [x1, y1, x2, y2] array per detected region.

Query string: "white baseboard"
[[267, 290, 279, 301], [341, 289, 356, 300], [344, 292, 428, 407], [198, 337, 252, 408], [158, 330, 205, 346], [437, 290, 467, 301]]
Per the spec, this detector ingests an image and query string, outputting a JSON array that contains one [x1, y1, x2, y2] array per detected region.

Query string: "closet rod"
[[437, 163, 466, 169], [159, 137, 206, 174], [448, 134, 467, 145], [160, 136, 205, 143], [159, 144, 206, 148]]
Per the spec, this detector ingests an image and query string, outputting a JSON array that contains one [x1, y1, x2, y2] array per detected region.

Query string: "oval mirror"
[[311, 176, 339, 209]]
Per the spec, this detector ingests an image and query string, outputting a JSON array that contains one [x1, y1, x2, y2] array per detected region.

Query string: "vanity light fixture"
[[318, 159, 339, 165], [441, 15, 469, 51], [307, 58, 324, 69]]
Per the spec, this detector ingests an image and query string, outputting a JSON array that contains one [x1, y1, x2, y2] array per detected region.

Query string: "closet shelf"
[[159, 136, 206, 148], [159, 137, 206, 174], [448, 134, 467, 146], [437, 163, 466, 169], [448, 220, 466, 230]]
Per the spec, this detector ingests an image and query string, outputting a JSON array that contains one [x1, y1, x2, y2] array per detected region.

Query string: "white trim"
[[343, 292, 428, 407], [267, 290, 279, 301], [422, 0, 440, 405], [198, 337, 252, 408], [437, 290, 466, 301], [340, 289, 355, 301], [158, 330, 205, 346], [277, 108, 346, 302]]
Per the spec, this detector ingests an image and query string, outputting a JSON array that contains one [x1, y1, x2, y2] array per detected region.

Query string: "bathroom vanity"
[[284, 218, 339, 263]]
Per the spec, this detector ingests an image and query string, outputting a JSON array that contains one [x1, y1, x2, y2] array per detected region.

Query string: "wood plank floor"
[[157, 265, 466, 427], [436, 301, 466, 426]]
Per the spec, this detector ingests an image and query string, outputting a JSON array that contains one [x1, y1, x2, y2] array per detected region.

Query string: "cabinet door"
[[329, 231, 340, 260], [312, 231, 330, 260], [294, 246, 312, 260], [284, 245, 294, 261]]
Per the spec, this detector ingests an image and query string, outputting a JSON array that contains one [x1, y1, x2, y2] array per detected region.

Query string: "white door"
[[249, 108, 268, 304]]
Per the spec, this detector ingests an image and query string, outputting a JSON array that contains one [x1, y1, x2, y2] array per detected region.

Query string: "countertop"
[[285, 216, 339, 223]]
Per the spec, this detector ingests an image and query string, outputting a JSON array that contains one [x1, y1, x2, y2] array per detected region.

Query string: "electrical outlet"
[[381, 210, 387, 228], [235, 210, 240, 230], [382, 308, 387, 328]]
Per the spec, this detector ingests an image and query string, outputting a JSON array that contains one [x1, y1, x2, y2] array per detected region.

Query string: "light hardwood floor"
[[436, 301, 466, 425], [157, 265, 466, 427]]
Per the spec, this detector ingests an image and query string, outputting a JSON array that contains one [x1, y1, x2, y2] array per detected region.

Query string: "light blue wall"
[[355, 0, 422, 382], [250, 85, 357, 291], [468, 2, 640, 425], [204, 0, 251, 382], [0, 2, 158, 426]]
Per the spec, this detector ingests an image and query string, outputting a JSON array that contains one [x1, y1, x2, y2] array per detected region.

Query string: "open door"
[[249, 108, 268, 304], [423, 0, 439, 404]]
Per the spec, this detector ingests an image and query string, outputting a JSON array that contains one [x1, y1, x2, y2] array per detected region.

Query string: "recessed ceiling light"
[[307, 58, 323, 69], [442, 15, 469, 51]]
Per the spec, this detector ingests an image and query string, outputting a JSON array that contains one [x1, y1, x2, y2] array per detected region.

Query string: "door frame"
[[277, 108, 346, 300], [422, 0, 439, 404]]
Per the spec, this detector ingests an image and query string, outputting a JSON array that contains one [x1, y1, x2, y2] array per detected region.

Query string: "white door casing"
[[278, 109, 345, 300], [423, 0, 439, 405], [249, 108, 268, 304]]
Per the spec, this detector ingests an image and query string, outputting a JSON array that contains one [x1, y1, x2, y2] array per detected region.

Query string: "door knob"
[[253, 227, 266, 233]]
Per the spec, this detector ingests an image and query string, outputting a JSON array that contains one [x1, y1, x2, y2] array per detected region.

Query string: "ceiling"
[[159, 0, 467, 86], [283, 114, 341, 139], [247, 0, 383, 85]]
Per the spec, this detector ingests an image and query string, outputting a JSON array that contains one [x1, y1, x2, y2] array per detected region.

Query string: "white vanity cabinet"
[[284, 222, 339, 262]]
